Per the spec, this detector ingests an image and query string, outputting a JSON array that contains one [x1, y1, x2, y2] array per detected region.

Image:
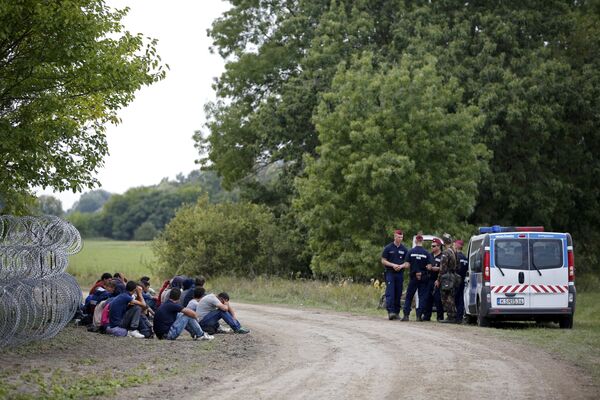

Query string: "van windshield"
[[531, 239, 563, 269], [495, 239, 528, 270]]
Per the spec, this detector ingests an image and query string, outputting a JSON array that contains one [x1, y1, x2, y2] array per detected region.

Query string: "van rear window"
[[495, 239, 528, 269], [531, 239, 563, 269]]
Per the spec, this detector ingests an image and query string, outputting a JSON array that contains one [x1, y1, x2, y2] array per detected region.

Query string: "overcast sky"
[[39, 0, 230, 209]]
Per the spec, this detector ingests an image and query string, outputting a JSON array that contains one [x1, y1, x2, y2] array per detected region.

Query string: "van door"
[[490, 234, 531, 309], [466, 237, 484, 314], [529, 233, 568, 308]]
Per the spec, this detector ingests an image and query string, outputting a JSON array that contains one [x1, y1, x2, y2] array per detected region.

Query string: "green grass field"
[[67, 239, 157, 287], [70, 239, 600, 383]]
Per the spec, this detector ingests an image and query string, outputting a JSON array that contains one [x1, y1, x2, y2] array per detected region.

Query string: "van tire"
[[476, 299, 490, 327], [559, 315, 573, 329]]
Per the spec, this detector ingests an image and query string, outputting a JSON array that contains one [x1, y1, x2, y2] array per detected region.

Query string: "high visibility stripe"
[[490, 284, 568, 294]]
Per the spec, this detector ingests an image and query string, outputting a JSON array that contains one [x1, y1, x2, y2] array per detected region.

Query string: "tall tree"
[[295, 53, 487, 279], [0, 0, 166, 214]]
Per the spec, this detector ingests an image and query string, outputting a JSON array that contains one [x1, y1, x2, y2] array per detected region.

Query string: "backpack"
[[100, 302, 111, 327], [440, 272, 461, 292], [440, 248, 461, 292]]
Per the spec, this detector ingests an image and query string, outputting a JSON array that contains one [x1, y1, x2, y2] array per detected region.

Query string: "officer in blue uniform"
[[422, 238, 444, 321], [381, 229, 409, 320], [454, 239, 468, 323], [401, 234, 433, 321]]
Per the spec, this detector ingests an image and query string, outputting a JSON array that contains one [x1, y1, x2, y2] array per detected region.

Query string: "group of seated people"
[[82, 272, 250, 340]]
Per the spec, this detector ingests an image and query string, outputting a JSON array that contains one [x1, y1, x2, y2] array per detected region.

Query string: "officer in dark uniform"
[[381, 229, 409, 320], [422, 238, 444, 321], [401, 234, 433, 321], [436, 233, 458, 323], [454, 239, 468, 323]]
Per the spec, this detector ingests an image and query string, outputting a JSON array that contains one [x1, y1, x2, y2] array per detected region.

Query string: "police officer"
[[435, 233, 459, 323], [401, 234, 433, 321], [381, 229, 409, 320], [454, 239, 468, 323], [422, 238, 444, 321]]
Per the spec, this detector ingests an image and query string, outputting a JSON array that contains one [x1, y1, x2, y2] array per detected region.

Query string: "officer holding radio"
[[381, 229, 409, 320]]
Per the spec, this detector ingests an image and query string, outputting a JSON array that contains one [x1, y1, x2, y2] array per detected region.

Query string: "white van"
[[463, 226, 575, 328]]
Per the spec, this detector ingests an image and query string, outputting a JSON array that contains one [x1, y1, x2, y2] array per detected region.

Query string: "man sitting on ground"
[[107, 280, 149, 338], [153, 287, 214, 341], [196, 291, 250, 334], [181, 276, 205, 308], [88, 272, 112, 295], [84, 279, 116, 318]]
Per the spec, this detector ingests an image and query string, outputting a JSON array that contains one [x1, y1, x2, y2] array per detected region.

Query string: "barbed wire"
[[0, 216, 82, 347]]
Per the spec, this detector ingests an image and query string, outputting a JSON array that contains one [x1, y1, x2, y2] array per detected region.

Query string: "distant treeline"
[[65, 171, 238, 240]]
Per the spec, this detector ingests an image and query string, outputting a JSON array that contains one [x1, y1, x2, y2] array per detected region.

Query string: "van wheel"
[[476, 299, 490, 328], [559, 315, 573, 329]]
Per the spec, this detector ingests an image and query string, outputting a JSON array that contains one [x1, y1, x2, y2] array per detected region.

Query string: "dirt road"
[[193, 303, 597, 400]]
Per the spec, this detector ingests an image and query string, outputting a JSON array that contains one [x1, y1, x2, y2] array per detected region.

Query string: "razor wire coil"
[[0, 216, 82, 347]]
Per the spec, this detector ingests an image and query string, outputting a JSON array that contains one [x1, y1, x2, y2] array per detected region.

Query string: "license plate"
[[497, 297, 525, 305]]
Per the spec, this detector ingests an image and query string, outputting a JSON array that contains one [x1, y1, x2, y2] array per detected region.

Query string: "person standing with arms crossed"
[[381, 229, 409, 320]]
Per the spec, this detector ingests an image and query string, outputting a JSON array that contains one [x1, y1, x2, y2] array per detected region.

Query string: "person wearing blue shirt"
[[423, 238, 444, 321], [401, 234, 433, 321], [107, 280, 150, 338], [381, 229, 409, 320], [454, 239, 469, 323]]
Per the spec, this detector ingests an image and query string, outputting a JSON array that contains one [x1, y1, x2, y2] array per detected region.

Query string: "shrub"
[[152, 197, 300, 279]]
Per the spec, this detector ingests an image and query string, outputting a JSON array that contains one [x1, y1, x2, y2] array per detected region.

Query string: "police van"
[[463, 226, 575, 328]]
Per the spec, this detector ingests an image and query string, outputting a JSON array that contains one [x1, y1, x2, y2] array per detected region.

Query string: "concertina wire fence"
[[0, 216, 82, 347]]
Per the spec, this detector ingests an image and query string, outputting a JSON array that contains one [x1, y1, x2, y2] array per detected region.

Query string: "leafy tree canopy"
[[295, 53, 488, 278], [201, 0, 600, 278], [0, 0, 166, 214]]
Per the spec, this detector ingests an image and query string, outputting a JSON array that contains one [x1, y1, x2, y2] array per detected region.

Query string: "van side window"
[[469, 239, 483, 273], [531, 239, 563, 269], [495, 239, 528, 269]]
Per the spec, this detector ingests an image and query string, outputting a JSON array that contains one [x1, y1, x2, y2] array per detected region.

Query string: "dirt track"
[[192, 303, 597, 400]]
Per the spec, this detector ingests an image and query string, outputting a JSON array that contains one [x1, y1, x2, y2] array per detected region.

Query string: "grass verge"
[[208, 275, 384, 316]]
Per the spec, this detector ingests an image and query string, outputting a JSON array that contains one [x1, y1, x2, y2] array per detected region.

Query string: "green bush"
[[152, 197, 303, 279], [133, 221, 158, 241]]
